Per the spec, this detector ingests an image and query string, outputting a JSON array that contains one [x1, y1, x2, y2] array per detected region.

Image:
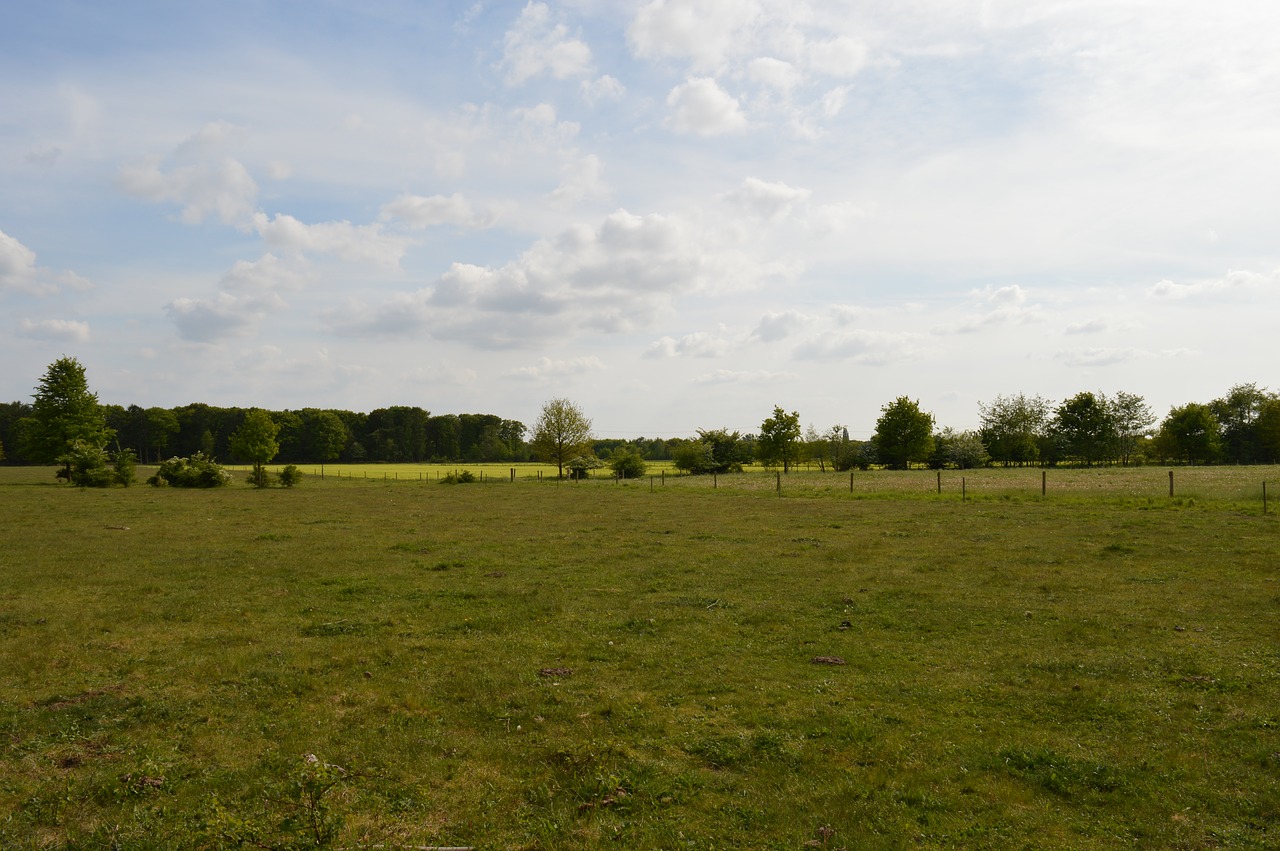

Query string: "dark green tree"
[[1154, 403, 1222, 464], [873, 397, 935, 469], [1049, 392, 1115, 466], [978, 394, 1049, 466], [1211, 383, 1271, 463], [304, 410, 349, 472], [758, 406, 802, 472], [1110, 391, 1156, 467], [21, 357, 114, 478], [672, 428, 753, 474], [531, 398, 593, 479], [229, 409, 281, 488], [609, 446, 647, 479]]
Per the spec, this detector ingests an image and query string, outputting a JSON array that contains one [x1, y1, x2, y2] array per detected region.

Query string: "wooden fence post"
[[776, 471, 781, 494], [1042, 470, 1046, 496], [962, 477, 967, 502], [936, 470, 941, 494], [1169, 470, 1174, 497]]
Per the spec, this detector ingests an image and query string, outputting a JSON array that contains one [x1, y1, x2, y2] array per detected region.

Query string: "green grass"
[[1, 465, 1277, 848]]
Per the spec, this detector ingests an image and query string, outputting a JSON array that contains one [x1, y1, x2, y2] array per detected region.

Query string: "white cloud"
[[500, 1, 593, 86], [940, 285, 1042, 334], [17, 318, 90, 342], [582, 74, 626, 104], [749, 57, 801, 93], [0, 229, 88, 296], [219, 253, 306, 293], [722, 177, 811, 219], [504, 355, 606, 380], [629, 0, 762, 70], [1064, 317, 1112, 335], [252, 213, 413, 268], [644, 327, 732, 358], [806, 36, 868, 78], [548, 154, 609, 206], [793, 328, 922, 364], [117, 122, 259, 226], [0, 229, 40, 293], [665, 77, 747, 136], [752, 310, 810, 342], [165, 292, 283, 343], [1148, 268, 1279, 299], [380, 193, 494, 229], [405, 362, 478, 386], [1055, 347, 1144, 368]]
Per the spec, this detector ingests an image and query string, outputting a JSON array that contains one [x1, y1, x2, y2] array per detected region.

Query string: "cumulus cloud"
[[1054, 347, 1143, 367], [1148, 268, 1279, 299], [500, 1, 593, 85], [666, 77, 747, 135], [644, 327, 732, 358], [1064, 317, 1112, 335], [749, 57, 801, 93], [380, 192, 494, 229], [17, 318, 90, 342], [793, 328, 922, 364], [806, 36, 869, 78], [722, 177, 811, 219], [252, 213, 413, 268], [548, 154, 609, 206], [165, 292, 283, 343], [939, 284, 1042, 334], [582, 75, 626, 104], [0, 228, 88, 295], [219, 253, 306, 292], [118, 122, 258, 226], [328, 206, 779, 347], [629, 0, 762, 69], [504, 355, 606, 380], [751, 310, 810, 342]]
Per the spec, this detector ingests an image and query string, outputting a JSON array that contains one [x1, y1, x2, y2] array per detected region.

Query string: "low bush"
[[148, 452, 232, 488]]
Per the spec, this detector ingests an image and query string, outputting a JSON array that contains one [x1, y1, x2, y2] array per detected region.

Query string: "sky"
[[3, 1, 1278, 440]]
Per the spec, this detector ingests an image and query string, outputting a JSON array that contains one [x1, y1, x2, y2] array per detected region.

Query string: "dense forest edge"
[[2, 357, 1278, 474]]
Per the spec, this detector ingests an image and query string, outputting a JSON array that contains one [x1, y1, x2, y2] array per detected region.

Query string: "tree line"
[[2, 359, 1277, 478]]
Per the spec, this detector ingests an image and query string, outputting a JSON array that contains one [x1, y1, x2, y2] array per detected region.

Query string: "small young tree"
[[757, 406, 802, 472], [873, 397, 935, 469], [230, 409, 281, 487], [531, 398, 593, 479]]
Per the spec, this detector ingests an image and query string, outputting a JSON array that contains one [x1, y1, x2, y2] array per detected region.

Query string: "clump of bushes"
[[278, 465, 302, 487], [609, 447, 648, 479], [148, 452, 232, 488], [56, 441, 136, 487], [441, 470, 476, 484]]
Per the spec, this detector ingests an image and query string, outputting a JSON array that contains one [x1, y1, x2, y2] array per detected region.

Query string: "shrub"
[[113, 448, 137, 486], [247, 467, 275, 488], [149, 452, 231, 488], [57, 440, 114, 487], [609, 447, 648, 479], [278, 465, 302, 487], [441, 470, 476, 484]]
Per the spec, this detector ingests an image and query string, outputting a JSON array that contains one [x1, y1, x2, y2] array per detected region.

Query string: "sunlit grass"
[[0, 465, 1277, 848]]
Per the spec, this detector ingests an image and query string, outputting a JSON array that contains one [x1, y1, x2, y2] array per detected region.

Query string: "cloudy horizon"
[[3, 1, 1277, 439]]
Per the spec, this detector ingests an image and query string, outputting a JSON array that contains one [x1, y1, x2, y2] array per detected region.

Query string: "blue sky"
[[3, 0, 1278, 439]]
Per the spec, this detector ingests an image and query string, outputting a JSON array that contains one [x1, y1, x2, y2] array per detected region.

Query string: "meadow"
[[0, 464, 1277, 849]]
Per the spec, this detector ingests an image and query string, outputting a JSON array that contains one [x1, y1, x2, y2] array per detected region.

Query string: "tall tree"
[[229, 409, 281, 487], [304, 410, 349, 471], [758, 406, 802, 472], [978, 393, 1049, 466], [1110, 391, 1156, 467], [1154, 403, 1221, 464], [1211, 383, 1271, 463], [1050, 392, 1115, 466], [530, 398, 593, 479], [873, 397, 935, 469], [20, 357, 114, 476]]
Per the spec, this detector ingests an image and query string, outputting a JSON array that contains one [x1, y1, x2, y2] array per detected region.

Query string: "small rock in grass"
[[811, 656, 846, 665], [538, 667, 573, 678]]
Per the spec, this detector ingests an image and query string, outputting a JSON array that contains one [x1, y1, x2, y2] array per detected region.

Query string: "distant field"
[[0, 464, 1277, 848]]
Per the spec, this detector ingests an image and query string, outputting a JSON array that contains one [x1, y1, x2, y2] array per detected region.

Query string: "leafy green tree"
[[978, 394, 1049, 466], [873, 397, 935, 469], [21, 357, 114, 479], [1211, 383, 1272, 463], [305, 410, 349, 472], [531, 398, 593, 479], [57, 439, 114, 487], [1049, 392, 1115, 466], [1154, 403, 1222, 464], [230, 409, 281, 488], [1256, 398, 1280, 463], [930, 428, 989, 469], [758, 406, 802, 472], [0, 435, 5, 462], [1110, 391, 1156, 467], [672, 428, 753, 474]]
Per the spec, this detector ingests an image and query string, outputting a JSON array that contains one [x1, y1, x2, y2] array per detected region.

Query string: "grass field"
[[1, 465, 1277, 849]]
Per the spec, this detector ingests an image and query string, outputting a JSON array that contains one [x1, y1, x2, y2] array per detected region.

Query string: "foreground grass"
[[0, 467, 1277, 848]]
